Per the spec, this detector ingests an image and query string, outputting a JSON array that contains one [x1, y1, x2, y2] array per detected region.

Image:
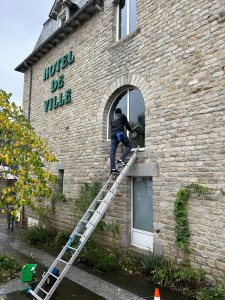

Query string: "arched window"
[[108, 89, 145, 148]]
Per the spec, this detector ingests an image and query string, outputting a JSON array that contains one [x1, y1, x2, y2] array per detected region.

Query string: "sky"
[[0, 1, 53, 107]]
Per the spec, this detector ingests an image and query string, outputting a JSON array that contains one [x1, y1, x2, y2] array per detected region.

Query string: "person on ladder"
[[110, 108, 134, 175]]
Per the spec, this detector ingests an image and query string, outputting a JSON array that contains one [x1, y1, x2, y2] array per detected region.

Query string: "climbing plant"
[[173, 183, 210, 254]]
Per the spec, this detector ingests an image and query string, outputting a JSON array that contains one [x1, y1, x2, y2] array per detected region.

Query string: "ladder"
[[29, 147, 139, 300]]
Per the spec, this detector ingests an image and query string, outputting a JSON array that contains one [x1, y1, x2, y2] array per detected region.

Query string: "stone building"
[[15, 0, 225, 283]]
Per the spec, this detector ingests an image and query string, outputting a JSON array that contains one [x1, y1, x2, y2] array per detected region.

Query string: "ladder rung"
[[96, 199, 102, 203], [76, 233, 82, 237], [101, 190, 108, 193], [88, 209, 95, 213], [59, 258, 67, 264], [39, 287, 48, 294], [81, 220, 88, 224], [48, 272, 58, 279], [67, 246, 77, 251], [29, 290, 43, 300]]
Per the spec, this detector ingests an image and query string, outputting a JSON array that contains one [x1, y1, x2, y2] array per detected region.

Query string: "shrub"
[[141, 252, 162, 276], [55, 232, 70, 246], [80, 238, 120, 271], [141, 252, 205, 293], [22, 226, 55, 247], [0, 254, 23, 283], [196, 284, 225, 300]]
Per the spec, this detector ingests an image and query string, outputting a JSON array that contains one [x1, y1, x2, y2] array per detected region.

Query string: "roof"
[[15, 0, 103, 73]]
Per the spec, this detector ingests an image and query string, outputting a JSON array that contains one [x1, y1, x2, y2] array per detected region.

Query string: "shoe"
[[117, 159, 126, 167], [111, 169, 120, 175]]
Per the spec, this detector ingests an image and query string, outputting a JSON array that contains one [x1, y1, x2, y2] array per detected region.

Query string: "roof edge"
[[15, 0, 103, 73]]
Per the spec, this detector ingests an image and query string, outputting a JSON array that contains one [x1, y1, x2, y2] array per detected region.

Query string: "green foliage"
[[196, 284, 225, 299], [75, 181, 101, 215], [140, 252, 162, 276], [141, 252, 205, 293], [22, 226, 55, 247], [0, 254, 23, 283], [37, 204, 55, 228], [96, 220, 119, 235], [80, 238, 121, 271], [51, 193, 67, 203], [174, 183, 210, 254], [0, 89, 58, 214], [55, 232, 70, 246], [75, 181, 119, 237]]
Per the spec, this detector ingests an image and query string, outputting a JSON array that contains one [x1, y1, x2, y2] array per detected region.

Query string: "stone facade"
[[19, 0, 225, 283]]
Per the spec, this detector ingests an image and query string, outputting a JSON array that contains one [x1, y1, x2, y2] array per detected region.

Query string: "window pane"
[[129, 0, 136, 33], [133, 178, 153, 232], [61, 16, 66, 26], [119, 0, 127, 39], [129, 89, 145, 148], [108, 91, 127, 137]]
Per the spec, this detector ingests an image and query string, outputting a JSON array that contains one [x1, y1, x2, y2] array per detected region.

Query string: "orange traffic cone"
[[154, 288, 160, 300]]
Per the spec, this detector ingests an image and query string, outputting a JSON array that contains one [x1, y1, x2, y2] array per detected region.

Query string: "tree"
[[0, 89, 58, 215]]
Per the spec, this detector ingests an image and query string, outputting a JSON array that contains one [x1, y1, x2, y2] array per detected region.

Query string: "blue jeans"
[[110, 131, 131, 170]]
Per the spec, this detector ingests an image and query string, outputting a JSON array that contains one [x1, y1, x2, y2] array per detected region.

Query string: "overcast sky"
[[0, 1, 53, 107]]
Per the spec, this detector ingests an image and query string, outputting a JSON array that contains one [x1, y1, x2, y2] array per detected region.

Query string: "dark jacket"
[[111, 113, 132, 132]]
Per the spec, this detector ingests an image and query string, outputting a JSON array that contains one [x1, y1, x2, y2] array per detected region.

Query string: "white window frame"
[[57, 8, 69, 27], [131, 177, 154, 251], [116, 0, 136, 41], [107, 89, 145, 151]]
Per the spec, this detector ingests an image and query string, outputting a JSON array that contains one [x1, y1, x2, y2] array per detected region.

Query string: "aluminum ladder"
[[29, 146, 139, 300]]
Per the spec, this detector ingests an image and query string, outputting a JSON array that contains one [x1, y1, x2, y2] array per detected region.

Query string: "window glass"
[[61, 16, 67, 26], [133, 178, 153, 232], [108, 89, 145, 148], [108, 91, 127, 137], [119, 0, 127, 39], [118, 0, 136, 40], [58, 170, 64, 194], [129, 89, 145, 148], [129, 0, 137, 34]]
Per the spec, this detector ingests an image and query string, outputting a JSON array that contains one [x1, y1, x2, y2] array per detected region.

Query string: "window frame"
[[57, 9, 69, 28], [131, 177, 154, 251], [116, 0, 136, 41], [107, 88, 145, 151]]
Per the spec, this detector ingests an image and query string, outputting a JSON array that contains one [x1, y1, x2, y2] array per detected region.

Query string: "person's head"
[[115, 108, 122, 114]]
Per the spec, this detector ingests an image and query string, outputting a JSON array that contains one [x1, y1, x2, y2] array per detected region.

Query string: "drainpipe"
[[24, 61, 33, 121], [20, 61, 33, 227]]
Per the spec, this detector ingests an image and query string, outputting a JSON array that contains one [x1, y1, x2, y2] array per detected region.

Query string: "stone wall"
[[22, 0, 225, 282]]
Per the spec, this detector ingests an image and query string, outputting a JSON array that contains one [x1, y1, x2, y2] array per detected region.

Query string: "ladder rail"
[[29, 147, 139, 300], [33, 189, 118, 300]]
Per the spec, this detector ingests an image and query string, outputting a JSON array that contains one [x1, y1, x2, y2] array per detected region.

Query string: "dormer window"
[[49, 0, 79, 28], [59, 10, 67, 26]]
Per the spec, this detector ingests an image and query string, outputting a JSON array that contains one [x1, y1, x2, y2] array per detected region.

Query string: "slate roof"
[[15, 0, 103, 73]]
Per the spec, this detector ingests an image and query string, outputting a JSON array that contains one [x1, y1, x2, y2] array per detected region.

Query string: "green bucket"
[[21, 264, 37, 282]]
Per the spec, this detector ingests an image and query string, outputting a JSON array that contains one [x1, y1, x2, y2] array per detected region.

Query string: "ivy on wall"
[[173, 183, 211, 254]]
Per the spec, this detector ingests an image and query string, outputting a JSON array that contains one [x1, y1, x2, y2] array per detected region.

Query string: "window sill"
[[108, 27, 141, 51]]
